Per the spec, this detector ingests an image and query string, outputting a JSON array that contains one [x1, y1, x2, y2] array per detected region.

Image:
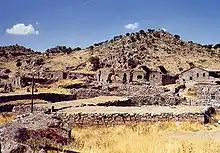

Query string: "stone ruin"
[[96, 66, 177, 86], [71, 84, 184, 106], [3, 83, 13, 93]]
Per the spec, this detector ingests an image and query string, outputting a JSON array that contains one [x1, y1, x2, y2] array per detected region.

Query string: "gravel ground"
[[38, 96, 128, 109]]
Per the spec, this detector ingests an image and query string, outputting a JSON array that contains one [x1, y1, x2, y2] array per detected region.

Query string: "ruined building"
[[196, 85, 220, 106], [178, 67, 220, 86], [96, 66, 177, 86]]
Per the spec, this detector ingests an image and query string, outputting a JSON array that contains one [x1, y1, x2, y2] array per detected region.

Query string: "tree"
[[73, 47, 81, 51], [16, 61, 22, 67], [139, 29, 145, 34], [174, 34, 180, 40], [130, 36, 136, 42], [147, 29, 155, 33], [88, 56, 100, 71], [188, 62, 195, 68], [89, 46, 94, 50], [35, 58, 44, 66], [126, 33, 130, 36], [202, 44, 213, 49], [214, 43, 220, 49], [128, 58, 138, 68]]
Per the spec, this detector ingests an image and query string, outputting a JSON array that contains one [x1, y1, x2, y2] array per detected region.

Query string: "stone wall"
[[56, 112, 203, 127], [0, 93, 76, 103]]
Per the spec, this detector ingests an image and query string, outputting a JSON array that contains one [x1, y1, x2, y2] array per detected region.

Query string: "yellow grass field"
[[0, 113, 16, 126], [61, 122, 220, 153]]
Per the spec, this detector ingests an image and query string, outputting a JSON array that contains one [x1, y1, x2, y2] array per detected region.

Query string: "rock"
[[38, 149, 46, 153], [0, 112, 71, 152], [0, 137, 33, 153]]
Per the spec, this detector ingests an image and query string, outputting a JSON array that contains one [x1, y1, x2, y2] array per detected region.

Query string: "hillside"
[[90, 29, 220, 73], [1, 29, 220, 74]]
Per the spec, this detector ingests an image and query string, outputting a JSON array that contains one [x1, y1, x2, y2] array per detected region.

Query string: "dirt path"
[[169, 128, 220, 141]]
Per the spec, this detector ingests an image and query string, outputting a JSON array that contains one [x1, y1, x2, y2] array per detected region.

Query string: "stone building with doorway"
[[96, 66, 177, 86], [178, 67, 220, 86], [149, 69, 177, 86]]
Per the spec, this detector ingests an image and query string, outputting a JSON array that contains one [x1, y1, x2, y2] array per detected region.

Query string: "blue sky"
[[0, 0, 220, 51]]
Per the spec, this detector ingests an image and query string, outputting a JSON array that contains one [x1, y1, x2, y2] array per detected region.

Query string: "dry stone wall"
[[56, 112, 204, 127], [0, 93, 76, 103]]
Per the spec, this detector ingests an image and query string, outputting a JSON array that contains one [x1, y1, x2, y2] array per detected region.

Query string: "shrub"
[[205, 44, 213, 49], [126, 33, 130, 36], [188, 41, 194, 44], [130, 36, 136, 42], [73, 47, 81, 51], [140, 46, 146, 51], [139, 29, 145, 34], [148, 29, 155, 33], [88, 56, 100, 71], [174, 34, 180, 40], [188, 62, 195, 68], [136, 34, 141, 41], [128, 58, 138, 68], [35, 58, 44, 66], [89, 46, 94, 50], [16, 61, 22, 67], [214, 44, 220, 49]]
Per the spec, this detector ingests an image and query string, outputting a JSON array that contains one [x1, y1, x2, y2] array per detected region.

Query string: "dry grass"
[[0, 113, 16, 126], [44, 51, 91, 71], [51, 79, 85, 87], [14, 87, 71, 95], [36, 87, 71, 95], [179, 87, 198, 101], [61, 122, 220, 153], [69, 70, 96, 75], [0, 99, 47, 106], [157, 54, 220, 74], [0, 60, 17, 71]]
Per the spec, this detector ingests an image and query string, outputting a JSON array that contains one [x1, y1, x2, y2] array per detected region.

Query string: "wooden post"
[[51, 106, 54, 113], [31, 74, 34, 113]]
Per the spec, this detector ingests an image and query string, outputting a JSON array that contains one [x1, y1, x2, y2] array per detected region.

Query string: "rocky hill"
[[1, 29, 220, 74], [89, 29, 220, 73], [0, 44, 36, 59]]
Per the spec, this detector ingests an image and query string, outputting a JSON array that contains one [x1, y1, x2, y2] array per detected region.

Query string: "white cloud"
[[6, 23, 39, 35], [36, 22, 39, 25], [124, 22, 139, 30]]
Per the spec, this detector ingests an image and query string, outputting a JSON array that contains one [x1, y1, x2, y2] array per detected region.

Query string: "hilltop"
[[1, 29, 220, 74]]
